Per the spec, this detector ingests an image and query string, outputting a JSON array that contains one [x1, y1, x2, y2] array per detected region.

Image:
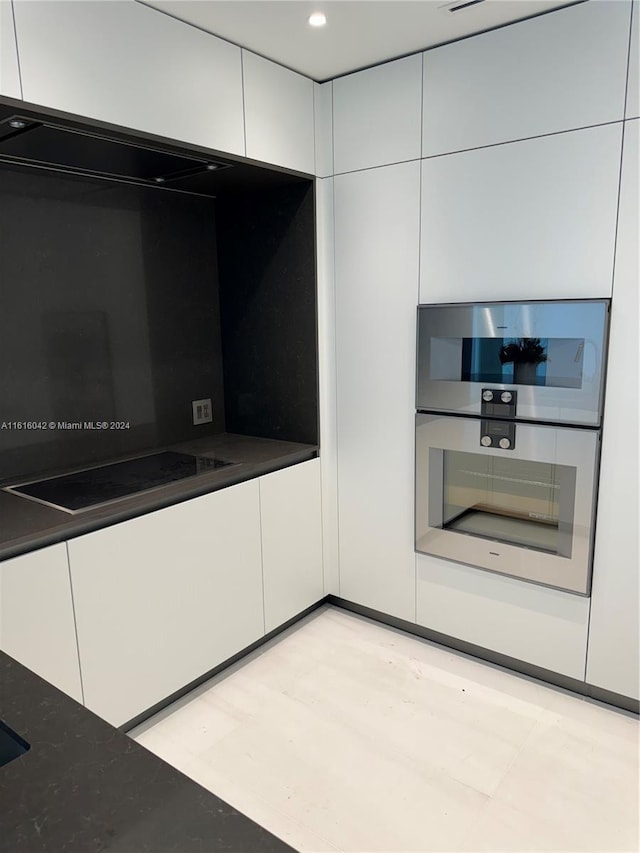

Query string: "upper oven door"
[[415, 414, 600, 595], [416, 300, 610, 426]]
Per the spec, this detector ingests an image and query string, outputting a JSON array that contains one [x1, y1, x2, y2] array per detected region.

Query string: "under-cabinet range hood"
[[0, 110, 231, 193]]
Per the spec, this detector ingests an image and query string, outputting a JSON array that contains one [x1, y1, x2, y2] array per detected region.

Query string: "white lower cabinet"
[[416, 554, 590, 681], [0, 543, 83, 702], [67, 480, 264, 727], [260, 459, 323, 633]]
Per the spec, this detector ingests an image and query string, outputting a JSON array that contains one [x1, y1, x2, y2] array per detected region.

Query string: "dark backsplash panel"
[[216, 182, 318, 446], [0, 165, 224, 484]]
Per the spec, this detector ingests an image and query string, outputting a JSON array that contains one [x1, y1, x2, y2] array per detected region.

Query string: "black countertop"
[[0, 433, 317, 562], [0, 651, 295, 853]]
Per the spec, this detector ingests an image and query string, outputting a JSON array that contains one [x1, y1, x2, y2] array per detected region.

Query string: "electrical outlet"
[[192, 398, 212, 425]]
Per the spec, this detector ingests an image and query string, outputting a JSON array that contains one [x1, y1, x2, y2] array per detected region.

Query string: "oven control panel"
[[480, 420, 516, 450], [481, 388, 517, 419]]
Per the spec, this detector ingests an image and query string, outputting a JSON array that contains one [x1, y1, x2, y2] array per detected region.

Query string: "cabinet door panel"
[[260, 460, 323, 633], [334, 162, 420, 621], [420, 124, 622, 303], [333, 54, 422, 173], [586, 119, 639, 701], [13, 0, 245, 155], [0, 0, 20, 98], [243, 50, 314, 173], [422, 0, 631, 156], [417, 554, 590, 680], [68, 481, 263, 726], [0, 544, 82, 701]]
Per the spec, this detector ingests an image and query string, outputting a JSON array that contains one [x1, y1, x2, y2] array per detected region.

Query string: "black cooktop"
[[6, 451, 235, 513]]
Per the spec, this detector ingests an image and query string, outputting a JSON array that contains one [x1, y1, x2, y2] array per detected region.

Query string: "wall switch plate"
[[192, 398, 212, 425]]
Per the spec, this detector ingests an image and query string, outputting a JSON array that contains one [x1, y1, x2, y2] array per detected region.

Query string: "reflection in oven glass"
[[430, 336, 585, 388], [440, 450, 576, 557]]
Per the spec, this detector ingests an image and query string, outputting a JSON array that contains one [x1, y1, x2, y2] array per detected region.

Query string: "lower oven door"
[[415, 414, 600, 595]]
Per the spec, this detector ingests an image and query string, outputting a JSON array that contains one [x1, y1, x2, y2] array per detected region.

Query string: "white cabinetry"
[[0, 544, 83, 702], [334, 162, 420, 622], [420, 123, 623, 303], [416, 554, 590, 680], [333, 54, 422, 174], [627, 2, 639, 119], [314, 81, 333, 177], [260, 459, 323, 633], [316, 177, 339, 594], [68, 481, 264, 727], [586, 119, 639, 701], [242, 50, 314, 173], [0, 0, 20, 98], [422, 0, 631, 156], [12, 0, 245, 155]]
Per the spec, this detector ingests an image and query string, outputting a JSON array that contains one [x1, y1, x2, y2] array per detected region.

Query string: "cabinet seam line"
[[10, 0, 24, 100], [65, 542, 86, 705], [240, 49, 248, 157], [257, 481, 266, 634]]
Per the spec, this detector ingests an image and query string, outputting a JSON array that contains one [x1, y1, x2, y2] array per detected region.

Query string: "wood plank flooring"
[[129, 605, 639, 852]]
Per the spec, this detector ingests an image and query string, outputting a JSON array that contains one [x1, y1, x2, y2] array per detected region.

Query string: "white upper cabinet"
[[334, 161, 420, 622], [12, 0, 245, 155], [333, 54, 422, 174], [242, 50, 314, 173], [314, 80, 333, 177], [260, 460, 324, 633], [422, 0, 632, 156], [420, 123, 623, 303], [0, 0, 21, 98], [0, 544, 83, 702], [586, 119, 639, 701], [627, 1, 639, 118]]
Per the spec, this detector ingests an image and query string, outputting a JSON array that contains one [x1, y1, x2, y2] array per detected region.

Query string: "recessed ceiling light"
[[308, 12, 326, 27]]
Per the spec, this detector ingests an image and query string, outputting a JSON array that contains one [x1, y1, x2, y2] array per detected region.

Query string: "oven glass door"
[[440, 449, 575, 557], [415, 414, 600, 594]]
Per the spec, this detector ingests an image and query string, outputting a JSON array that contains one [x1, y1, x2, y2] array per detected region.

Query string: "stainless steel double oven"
[[415, 300, 610, 595]]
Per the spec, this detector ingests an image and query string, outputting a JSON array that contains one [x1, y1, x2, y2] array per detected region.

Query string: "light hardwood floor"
[[129, 605, 639, 852]]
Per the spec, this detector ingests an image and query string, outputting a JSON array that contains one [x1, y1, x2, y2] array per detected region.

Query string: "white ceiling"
[[140, 0, 579, 82]]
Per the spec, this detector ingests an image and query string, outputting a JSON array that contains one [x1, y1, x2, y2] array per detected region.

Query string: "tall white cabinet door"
[[0, 544, 83, 702], [420, 123, 623, 303], [416, 554, 590, 681], [422, 0, 631, 156], [586, 119, 639, 701], [242, 50, 314, 174], [316, 177, 339, 594], [334, 161, 420, 622], [0, 0, 20, 98], [260, 460, 323, 633], [333, 54, 422, 174], [68, 482, 264, 727], [13, 0, 245, 155]]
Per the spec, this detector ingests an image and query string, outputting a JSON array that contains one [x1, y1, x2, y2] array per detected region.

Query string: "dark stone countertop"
[[0, 433, 317, 562], [0, 651, 295, 853]]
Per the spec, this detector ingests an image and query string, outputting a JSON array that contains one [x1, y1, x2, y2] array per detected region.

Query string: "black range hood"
[[0, 99, 312, 195], [0, 112, 230, 191]]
